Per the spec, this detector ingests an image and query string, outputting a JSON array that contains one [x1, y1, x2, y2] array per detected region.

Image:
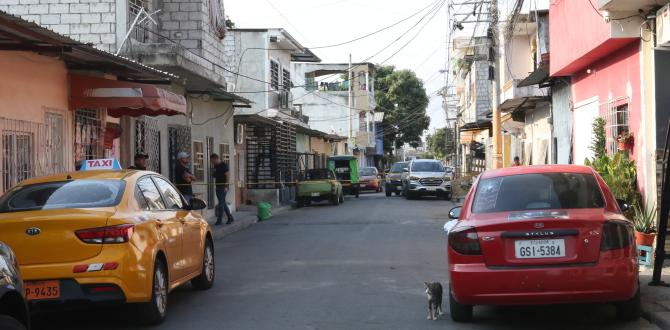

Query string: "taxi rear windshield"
[[472, 173, 605, 213], [0, 180, 125, 213]]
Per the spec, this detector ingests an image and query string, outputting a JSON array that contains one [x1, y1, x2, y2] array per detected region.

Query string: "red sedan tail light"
[[600, 220, 633, 251], [448, 226, 482, 255], [75, 224, 134, 244]]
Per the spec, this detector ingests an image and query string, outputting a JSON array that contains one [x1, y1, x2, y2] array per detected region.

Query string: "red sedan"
[[447, 165, 639, 322]]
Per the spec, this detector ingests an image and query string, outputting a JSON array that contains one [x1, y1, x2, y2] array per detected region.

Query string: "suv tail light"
[[76, 224, 134, 244], [448, 226, 482, 255], [600, 220, 633, 251]]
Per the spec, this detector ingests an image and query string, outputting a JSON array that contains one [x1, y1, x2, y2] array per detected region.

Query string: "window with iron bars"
[[74, 109, 103, 166], [193, 141, 205, 181], [602, 99, 629, 154], [282, 68, 291, 91], [128, 0, 151, 43], [3, 132, 33, 192], [270, 60, 279, 90]]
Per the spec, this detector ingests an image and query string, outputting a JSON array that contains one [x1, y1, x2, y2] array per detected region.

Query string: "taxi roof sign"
[[80, 158, 122, 171]]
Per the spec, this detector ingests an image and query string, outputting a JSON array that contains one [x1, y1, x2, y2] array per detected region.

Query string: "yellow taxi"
[[0, 165, 214, 325]]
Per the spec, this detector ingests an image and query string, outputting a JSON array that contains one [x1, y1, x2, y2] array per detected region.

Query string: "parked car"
[[328, 156, 360, 198], [385, 162, 408, 197], [0, 242, 29, 330], [296, 169, 344, 207], [0, 168, 215, 325], [359, 167, 382, 193], [401, 159, 452, 200], [446, 165, 639, 322]]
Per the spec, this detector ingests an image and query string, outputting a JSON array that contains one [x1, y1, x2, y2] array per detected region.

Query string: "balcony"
[[550, 0, 644, 76], [500, 79, 548, 113], [598, 0, 658, 11]]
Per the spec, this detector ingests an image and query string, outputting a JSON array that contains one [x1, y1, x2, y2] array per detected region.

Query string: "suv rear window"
[[0, 180, 125, 213], [472, 173, 605, 213]]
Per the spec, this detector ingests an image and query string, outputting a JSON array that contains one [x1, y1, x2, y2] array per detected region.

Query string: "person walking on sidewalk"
[[175, 151, 196, 204], [210, 153, 234, 225]]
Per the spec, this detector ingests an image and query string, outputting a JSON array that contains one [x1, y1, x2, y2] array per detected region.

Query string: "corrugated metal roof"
[[0, 10, 178, 81]]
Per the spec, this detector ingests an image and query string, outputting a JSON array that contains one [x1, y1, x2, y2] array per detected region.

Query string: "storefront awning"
[[460, 120, 492, 132], [70, 74, 187, 117], [517, 64, 549, 87]]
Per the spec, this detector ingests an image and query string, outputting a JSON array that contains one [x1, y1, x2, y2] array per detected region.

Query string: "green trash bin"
[[257, 201, 272, 221]]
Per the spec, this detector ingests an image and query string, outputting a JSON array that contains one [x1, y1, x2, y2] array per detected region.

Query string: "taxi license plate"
[[25, 280, 60, 300], [425, 186, 437, 191], [311, 192, 320, 197], [514, 239, 565, 259]]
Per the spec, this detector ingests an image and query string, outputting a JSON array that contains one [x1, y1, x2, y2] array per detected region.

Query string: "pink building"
[[549, 0, 657, 201]]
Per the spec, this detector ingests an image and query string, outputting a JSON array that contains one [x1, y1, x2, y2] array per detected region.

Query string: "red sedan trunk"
[[447, 165, 639, 321]]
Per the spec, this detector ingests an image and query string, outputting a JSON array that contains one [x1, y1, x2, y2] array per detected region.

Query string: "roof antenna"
[[66, 174, 73, 180]]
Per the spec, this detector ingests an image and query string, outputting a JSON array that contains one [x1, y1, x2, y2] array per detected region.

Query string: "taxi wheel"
[[0, 315, 26, 330], [339, 191, 344, 204], [616, 287, 640, 321], [136, 260, 168, 325], [192, 239, 215, 290]]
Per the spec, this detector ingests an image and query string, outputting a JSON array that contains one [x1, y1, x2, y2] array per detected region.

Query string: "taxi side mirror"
[[402, 168, 409, 173], [190, 197, 207, 210]]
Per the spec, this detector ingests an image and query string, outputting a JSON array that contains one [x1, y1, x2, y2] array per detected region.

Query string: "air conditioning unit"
[[226, 82, 236, 92], [657, 4, 670, 45], [279, 90, 290, 109]]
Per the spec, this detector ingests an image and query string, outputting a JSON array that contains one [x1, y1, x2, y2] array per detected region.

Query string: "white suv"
[[401, 159, 452, 200]]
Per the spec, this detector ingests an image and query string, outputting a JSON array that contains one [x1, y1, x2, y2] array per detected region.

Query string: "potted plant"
[[633, 202, 657, 247], [617, 131, 634, 151]]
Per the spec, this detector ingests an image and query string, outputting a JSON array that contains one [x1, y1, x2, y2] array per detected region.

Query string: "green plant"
[[589, 117, 606, 159], [633, 202, 657, 234], [585, 152, 640, 217]]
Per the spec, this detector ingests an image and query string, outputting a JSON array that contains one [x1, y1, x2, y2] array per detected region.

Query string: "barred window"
[[219, 143, 230, 163], [193, 141, 205, 181], [282, 68, 291, 91], [603, 102, 629, 154], [270, 60, 279, 90]]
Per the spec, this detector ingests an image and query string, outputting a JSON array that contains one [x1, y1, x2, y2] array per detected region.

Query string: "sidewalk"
[[641, 262, 670, 329], [205, 204, 291, 240]]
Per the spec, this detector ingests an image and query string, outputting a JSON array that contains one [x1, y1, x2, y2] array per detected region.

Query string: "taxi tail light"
[[601, 220, 633, 251], [448, 226, 482, 255], [75, 224, 134, 244]]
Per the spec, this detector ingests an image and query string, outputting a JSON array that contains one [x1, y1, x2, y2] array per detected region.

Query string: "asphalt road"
[[33, 192, 658, 330]]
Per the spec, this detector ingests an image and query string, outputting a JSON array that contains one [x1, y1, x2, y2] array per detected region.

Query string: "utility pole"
[[489, 0, 503, 169], [348, 54, 353, 153]]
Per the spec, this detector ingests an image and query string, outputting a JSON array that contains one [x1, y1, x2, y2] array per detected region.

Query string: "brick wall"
[[0, 0, 117, 53], [156, 0, 226, 81]]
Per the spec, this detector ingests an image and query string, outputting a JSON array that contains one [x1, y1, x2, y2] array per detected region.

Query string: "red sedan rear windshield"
[[472, 173, 605, 213]]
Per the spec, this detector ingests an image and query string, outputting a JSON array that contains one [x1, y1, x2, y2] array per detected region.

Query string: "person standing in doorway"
[[512, 156, 521, 167], [128, 153, 149, 170], [210, 153, 234, 225], [175, 151, 196, 203]]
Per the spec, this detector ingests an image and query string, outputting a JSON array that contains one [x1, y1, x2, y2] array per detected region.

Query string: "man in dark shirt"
[[174, 151, 195, 203], [210, 153, 234, 225], [128, 153, 149, 170]]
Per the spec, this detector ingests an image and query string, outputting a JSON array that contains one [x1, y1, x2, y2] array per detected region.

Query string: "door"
[[152, 176, 202, 275], [573, 98, 599, 165], [137, 176, 185, 279]]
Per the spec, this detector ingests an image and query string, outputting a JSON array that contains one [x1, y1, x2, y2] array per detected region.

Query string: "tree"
[[589, 117, 606, 160], [374, 65, 430, 153], [426, 127, 454, 160]]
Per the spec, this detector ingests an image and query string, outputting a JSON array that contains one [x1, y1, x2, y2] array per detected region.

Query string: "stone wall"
[[1, 0, 117, 53]]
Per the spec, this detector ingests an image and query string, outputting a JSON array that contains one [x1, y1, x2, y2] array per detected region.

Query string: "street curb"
[[209, 205, 291, 240]]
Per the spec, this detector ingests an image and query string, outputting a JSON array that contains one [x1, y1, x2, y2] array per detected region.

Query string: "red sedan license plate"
[[514, 239, 566, 259], [25, 280, 60, 300]]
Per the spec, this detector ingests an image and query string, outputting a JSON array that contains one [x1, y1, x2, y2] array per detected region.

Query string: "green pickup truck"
[[295, 168, 344, 207]]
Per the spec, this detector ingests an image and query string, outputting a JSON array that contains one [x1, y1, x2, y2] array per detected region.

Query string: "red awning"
[[69, 74, 187, 118]]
